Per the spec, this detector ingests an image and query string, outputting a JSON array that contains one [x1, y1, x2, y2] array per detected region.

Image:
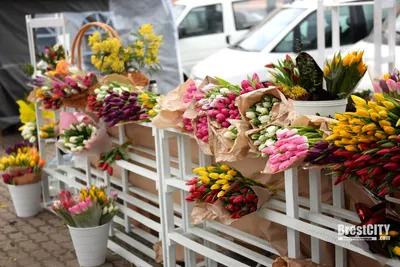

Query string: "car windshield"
[[233, 7, 306, 52], [173, 4, 186, 19]]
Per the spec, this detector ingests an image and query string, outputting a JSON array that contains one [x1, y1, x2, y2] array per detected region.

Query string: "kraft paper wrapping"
[[105, 124, 380, 267], [272, 257, 330, 267], [211, 120, 251, 162], [191, 182, 274, 225], [236, 87, 292, 129], [58, 112, 112, 167], [5, 166, 42, 185], [152, 79, 194, 129], [262, 115, 333, 175]]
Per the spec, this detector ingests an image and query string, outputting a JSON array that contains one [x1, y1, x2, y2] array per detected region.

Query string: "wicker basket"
[[71, 22, 148, 88]]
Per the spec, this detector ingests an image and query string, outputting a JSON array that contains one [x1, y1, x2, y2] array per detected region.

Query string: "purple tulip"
[[314, 141, 329, 150], [380, 79, 389, 93]]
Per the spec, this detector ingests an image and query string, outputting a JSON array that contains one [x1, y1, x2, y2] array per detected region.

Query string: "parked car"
[[174, 0, 267, 79], [190, 0, 379, 85]]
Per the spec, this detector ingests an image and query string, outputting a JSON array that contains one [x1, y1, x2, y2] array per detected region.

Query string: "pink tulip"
[[373, 82, 382, 93], [79, 201, 88, 212], [289, 156, 298, 163], [296, 143, 309, 151], [270, 164, 279, 172], [256, 83, 264, 89], [262, 146, 275, 155], [287, 144, 297, 151], [68, 207, 75, 216], [252, 73, 259, 82], [278, 160, 292, 171], [387, 79, 396, 92], [85, 197, 93, 207], [227, 93, 237, 100], [241, 80, 251, 89], [292, 136, 308, 145], [279, 144, 289, 152], [297, 150, 308, 158], [276, 129, 289, 139], [285, 129, 298, 138], [269, 154, 280, 164], [274, 140, 284, 147], [279, 154, 289, 162], [215, 102, 225, 110], [221, 121, 230, 128]]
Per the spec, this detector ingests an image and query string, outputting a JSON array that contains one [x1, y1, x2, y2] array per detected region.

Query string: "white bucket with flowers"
[[1, 142, 46, 217], [52, 186, 119, 267], [265, 50, 367, 118]]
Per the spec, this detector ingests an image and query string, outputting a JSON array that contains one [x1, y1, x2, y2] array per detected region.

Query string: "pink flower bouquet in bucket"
[[52, 185, 119, 228], [52, 186, 118, 266]]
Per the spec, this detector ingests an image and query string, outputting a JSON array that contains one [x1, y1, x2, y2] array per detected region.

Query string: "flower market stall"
[[8, 5, 400, 267]]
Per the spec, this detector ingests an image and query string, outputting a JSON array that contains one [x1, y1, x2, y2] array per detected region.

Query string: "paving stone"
[[17, 240, 37, 251], [19, 224, 37, 235], [8, 232, 29, 243], [27, 218, 46, 227], [42, 258, 66, 267], [31, 249, 52, 261], [29, 232, 49, 243], [40, 240, 62, 252], [15, 259, 42, 267]]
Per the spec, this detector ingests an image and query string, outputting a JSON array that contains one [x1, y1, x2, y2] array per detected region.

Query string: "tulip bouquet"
[[52, 186, 118, 227], [97, 142, 130, 176], [249, 125, 281, 157], [240, 73, 267, 95], [24, 45, 66, 76], [186, 165, 273, 219], [137, 91, 162, 122], [184, 81, 198, 103], [99, 90, 141, 127], [324, 51, 367, 99], [20, 121, 37, 144], [39, 121, 58, 139], [194, 115, 209, 143], [196, 78, 241, 128], [262, 127, 324, 172], [59, 122, 97, 153], [326, 94, 400, 153], [245, 94, 280, 127], [224, 125, 238, 140], [1, 143, 45, 185], [373, 68, 400, 98]]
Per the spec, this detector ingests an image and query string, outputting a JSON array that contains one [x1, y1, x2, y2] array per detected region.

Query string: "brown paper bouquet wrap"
[[152, 79, 196, 129], [272, 257, 330, 267], [236, 87, 292, 129], [191, 180, 274, 225], [127, 71, 149, 87], [5, 166, 42, 186], [211, 120, 251, 162]]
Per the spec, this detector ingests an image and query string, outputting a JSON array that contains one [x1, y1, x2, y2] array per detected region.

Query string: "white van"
[[190, 1, 377, 85], [174, 0, 266, 79]]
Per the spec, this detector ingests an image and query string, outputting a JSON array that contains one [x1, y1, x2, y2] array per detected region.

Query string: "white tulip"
[[264, 95, 272, 102], [83, 140, 88, 145], [256, 106, 268, 114], [76, 146, 83, 151], [58, 139, 65, 144], [272, 98, 280, 103], [259, 143, 266, 151], [94, 89, 101, 94], [253, 140, 262, 146], [202, 84, 216, 93], [228, 125, 235, 131], [70, 147, 77, 152], [223, 131, 236, 140], [71, 89, 78, 94], [219, 88, 230, 95], [266, 71, 277, 83], [265, 139, 275, 147], [262, 102, 272, 108], [121, 86, 129, 91], [245, 111, 256, 119], [259, 115, 271, 124], [37, 60, 48, 69], [69, 136, 77, 143], [100, 85, 109, 90], [266, 126, 277, 135], [29, 136, 36, 143], [42, 86, 50, 91]]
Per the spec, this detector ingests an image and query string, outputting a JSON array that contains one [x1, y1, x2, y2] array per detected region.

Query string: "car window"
[[273, 6, 371, 52], [362, 5, 389, 34], [234, 8, 306, 52], [232, 0, 267, 31], [178, 4, 223, 39]]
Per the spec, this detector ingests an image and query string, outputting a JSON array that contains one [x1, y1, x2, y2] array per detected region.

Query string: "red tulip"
[[250, 206, 257, 213], [378, 186, 389, 197], [392, 174, 400, 187], [376, 148, 392, 156], [107, 165, 113, 176], [233, 195, 243, 204], [185, 195, 195, 202], [205, 194, 213, 203], [391, 155, 400, 162], [371, 167, 383, 176], [292, 74, 299, 83], [115, 154, 121, 160], [227, 204, 235, 211], [186, 178, 198, 186], [356, 166, 370, 176], [285, 54, 292, 63], [265, 63, 275, 68]]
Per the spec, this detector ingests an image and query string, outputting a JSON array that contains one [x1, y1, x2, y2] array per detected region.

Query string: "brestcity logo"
[[337, 224, 390, 241]]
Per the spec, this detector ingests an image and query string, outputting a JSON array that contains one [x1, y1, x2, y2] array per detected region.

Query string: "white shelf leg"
[[118, 125, 131, 233], [333, 179, 347, 267], [158, 129, 176, 267], [285, 167, 300, 258], [178, 135, 196, 267], [309, 169, 322, 263]]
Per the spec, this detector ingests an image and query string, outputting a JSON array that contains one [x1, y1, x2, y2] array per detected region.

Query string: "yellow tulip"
[[370, 112, 379, 121], [341, 138, 352, 145], [383, 126, 395, 135], [352, 126, 362, 134], [334, 55, 339, 66], [199, 171, 209, 177], [227, 170, 237, 176], [354, 50, 363, 62], [224, 175, 233, 180], [200, 176, 210, 184], [79, 193, 85, 202], [373, 93, 385, 102], [0, 164, 5, 170], [208, 173, 219, 179], [207, 166, 216, 172], [358, 137, 371, 143], [362, 123, 376, 132], [345, 145, 358, 152], [375, 132, 387, 140], [339, 131, 352, 139], [323, 65, 329, 77], [342, 54, 353, 67], [393, 246, 400, 256], [220, 165, 230, 172], [382, 101, 395, 110], [193, 167, 206, 174], [379, 120, 391, 127], [217, 191, 225, 198], [379, 110, 388, 118], [325, 134, 339, 141], [1, 157, 8, 165], [218, 173, 225, 179], [355, 109, 369, 117], [29, 161, 35, 167], [335, 114, 347, 121], [351, 95, 366, 106], [210, 184, 220, 190], [216, 179, 228, 185], [334, 140, 343, 147], [222, 184, 230, 190], [367, 130, 376, 136], [383, 73, 391, 81]]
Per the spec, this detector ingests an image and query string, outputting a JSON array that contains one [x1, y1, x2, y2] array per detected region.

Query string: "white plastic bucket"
[[68, 223, 110, 267], [8, 182, 41, 217], [292, 99, 348, 118]]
